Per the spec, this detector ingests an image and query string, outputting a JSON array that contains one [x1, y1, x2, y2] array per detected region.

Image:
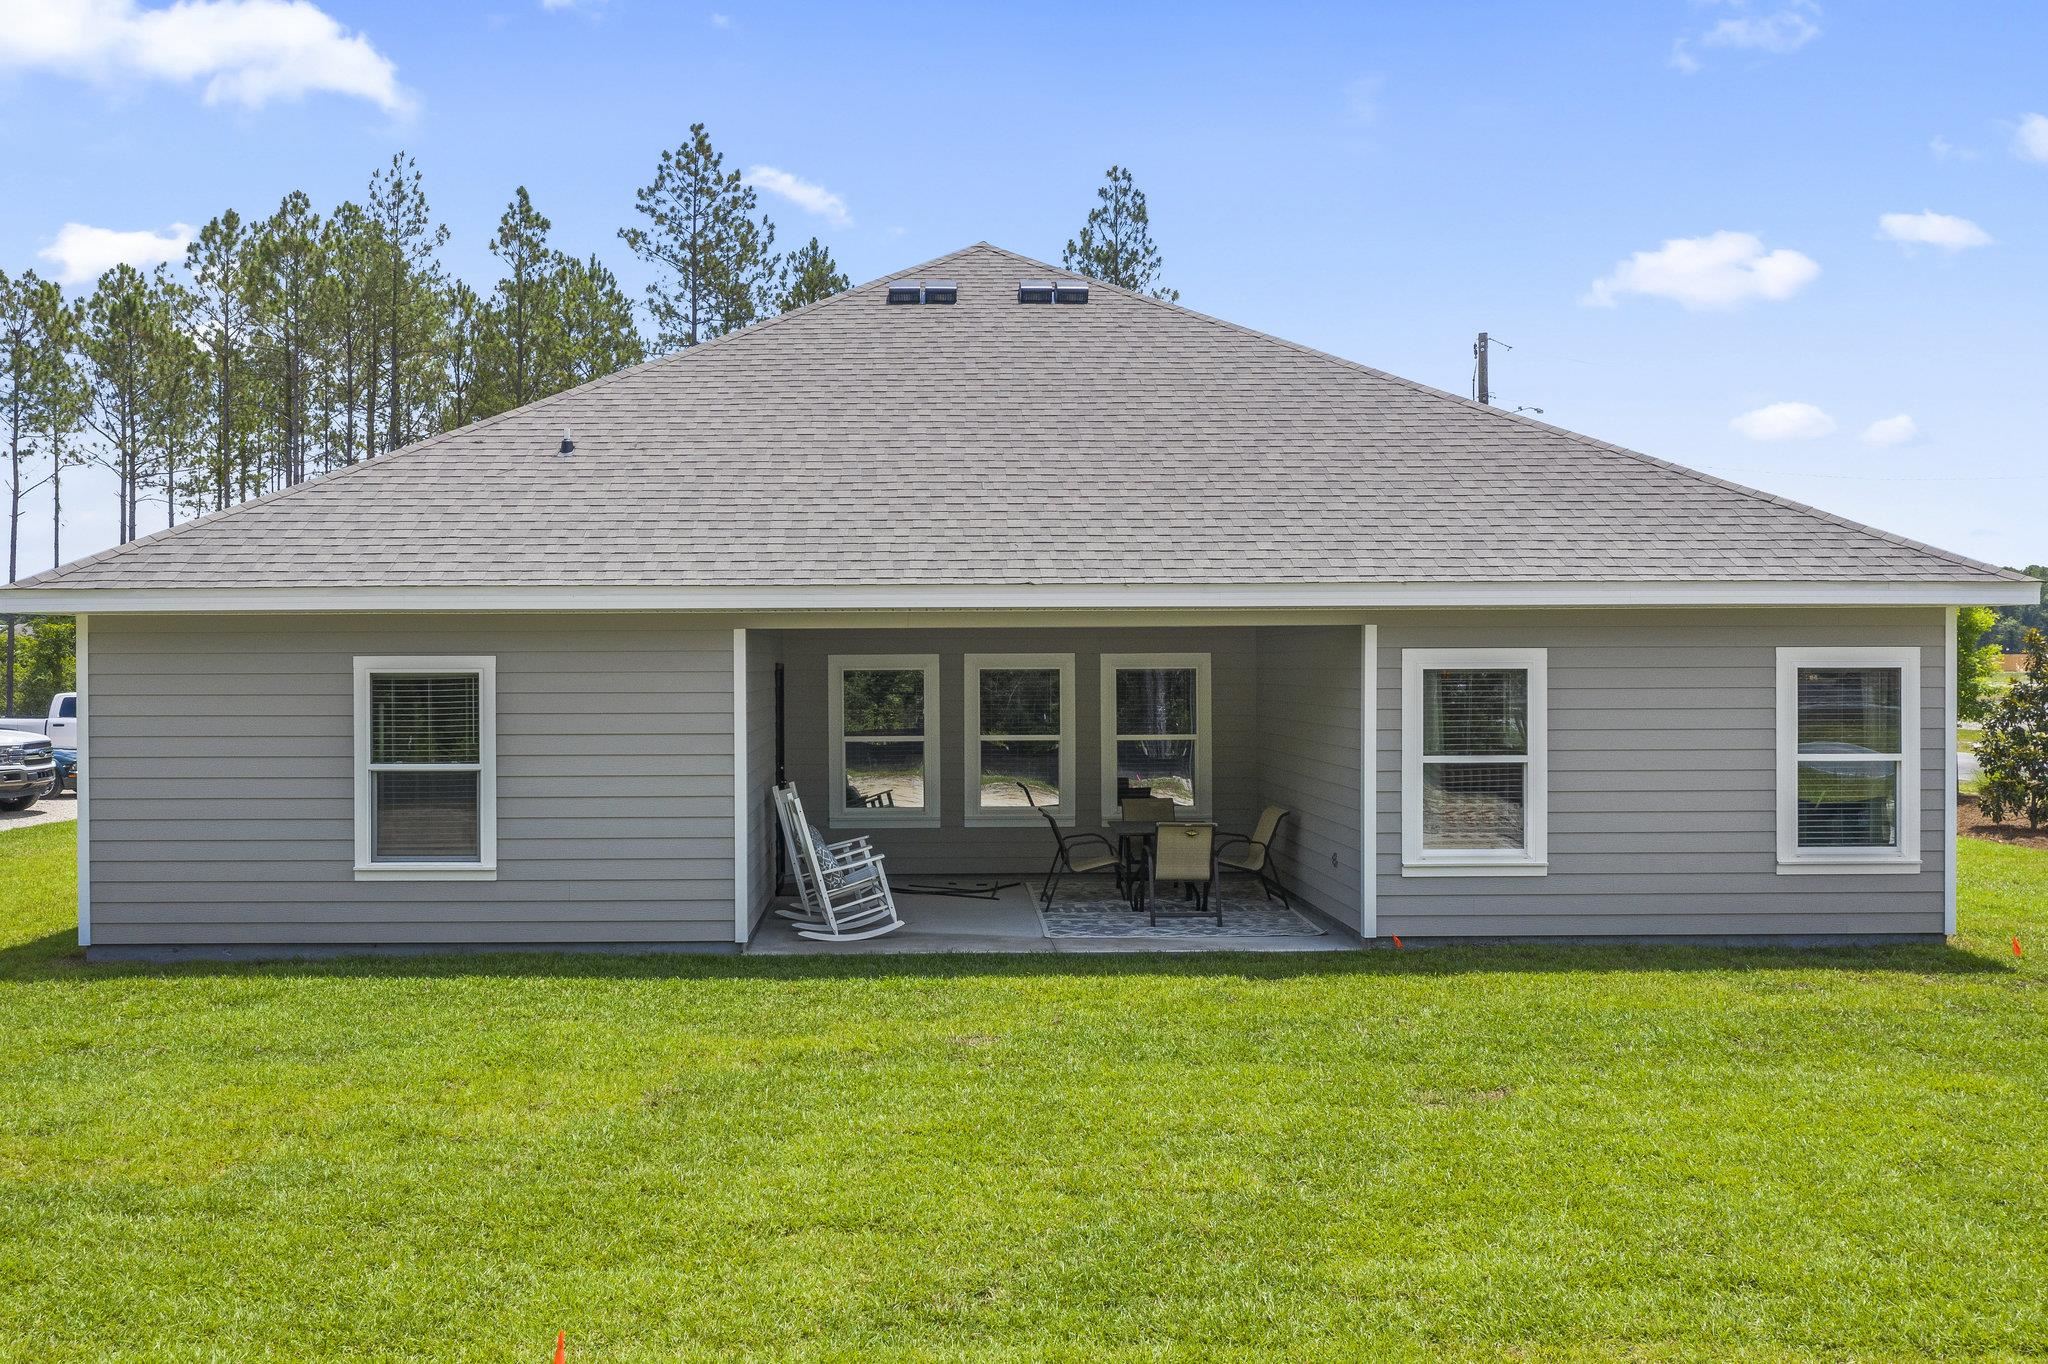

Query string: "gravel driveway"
[[0, 791, 78, 832]]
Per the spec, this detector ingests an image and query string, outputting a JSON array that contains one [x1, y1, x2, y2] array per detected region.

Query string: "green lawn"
[[3, 826, 2045, 1362]]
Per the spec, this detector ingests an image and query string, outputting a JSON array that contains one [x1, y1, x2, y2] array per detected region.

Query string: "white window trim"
[[1401, 647, 1548, 877], [963, 653, 1076, 828], [1098, 652, 1213, 819], [353, 655, 498, 881], [1775, 645, 1922, 875], [828, 654, 941, 829]]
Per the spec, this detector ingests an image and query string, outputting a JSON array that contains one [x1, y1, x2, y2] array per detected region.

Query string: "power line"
[[1691, 461, 2041, 484]]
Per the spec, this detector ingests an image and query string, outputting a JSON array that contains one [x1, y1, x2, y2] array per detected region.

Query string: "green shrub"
[[1977, 628, 2048, 829]]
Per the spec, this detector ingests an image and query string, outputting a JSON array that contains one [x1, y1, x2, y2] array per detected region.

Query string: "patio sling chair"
[[771, 783, 905, 943], [1118, 795, 1180, 822], [1215, 806, 1295, 908], [1018, 782, 1123, 909], [1146, 820, 1220, 926]]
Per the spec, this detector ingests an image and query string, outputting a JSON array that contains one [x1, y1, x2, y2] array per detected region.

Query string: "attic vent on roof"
[[886, 280, 922, 304], [1054, 279, 1089, 304], [921, 279, 958, 304], [1018, 279, 1055, 304]]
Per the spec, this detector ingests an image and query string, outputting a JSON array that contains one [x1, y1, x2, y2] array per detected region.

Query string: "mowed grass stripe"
[[1, 822, 2043, 1361]]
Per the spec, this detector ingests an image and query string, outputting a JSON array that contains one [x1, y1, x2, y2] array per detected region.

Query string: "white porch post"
[[1360, 621, 1377, 939], [76, 614, 90, 949], [732, 627, 750, 945], [1944, 606, 1958, 937]]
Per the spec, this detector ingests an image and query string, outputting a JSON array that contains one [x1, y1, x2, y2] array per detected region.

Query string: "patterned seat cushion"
[[807, 825, 878, 893]]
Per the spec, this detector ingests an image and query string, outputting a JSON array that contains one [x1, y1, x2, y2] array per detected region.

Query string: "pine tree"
[[443, 279, 485, 429], [23, 277, 87, 568], [619, 122, 779, 349], [365, 153, 449, 453], [487, 186, 553, 410], [184, 211, 258, 510], [0, 270, 49, 714], [544, 253, 644, 389], [777, 236, 849, 312], [0, 272, 44, 590], [315, 201, 383, 469], [139, 268, 207, 529], [1977, 628, 2048, 830], [248, 190, 325, 488], [1062, 165, 1179, 302], [81, 264, 167, 542]]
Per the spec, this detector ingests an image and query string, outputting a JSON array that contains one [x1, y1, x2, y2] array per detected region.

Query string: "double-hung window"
[[1099, 653, 1211, 815], [829, 655, 940, 827], [353, 656, 496, 879], [1776, 647, 1921, 873], [1401, 648, 1547, 874], [964, 654, 1075, 825]]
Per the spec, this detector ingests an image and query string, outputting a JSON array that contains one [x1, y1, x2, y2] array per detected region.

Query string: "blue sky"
[[2, 0, 2043, 575]]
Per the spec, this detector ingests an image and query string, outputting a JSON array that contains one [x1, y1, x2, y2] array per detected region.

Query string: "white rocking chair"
[[771, 783, 905, 943]]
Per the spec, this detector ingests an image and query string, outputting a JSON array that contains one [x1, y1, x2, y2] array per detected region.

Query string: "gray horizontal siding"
[[1374, 607, 1948, 936], [1253, 626, 1364, 929], [88, 613, 736, 947]]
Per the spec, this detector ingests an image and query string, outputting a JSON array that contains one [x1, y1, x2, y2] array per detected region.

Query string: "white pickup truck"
[[0, 692, 75, 809], [2, 692, 79, 749]]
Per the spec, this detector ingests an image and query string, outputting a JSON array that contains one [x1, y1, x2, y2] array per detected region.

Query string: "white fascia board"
[[0, 579, 2035, 614]]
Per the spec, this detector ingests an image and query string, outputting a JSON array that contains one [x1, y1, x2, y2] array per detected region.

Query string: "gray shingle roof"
[[9, 242, 2027, 594]]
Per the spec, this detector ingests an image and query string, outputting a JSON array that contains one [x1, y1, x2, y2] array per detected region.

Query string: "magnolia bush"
[[1976, 628, 2048, 830]]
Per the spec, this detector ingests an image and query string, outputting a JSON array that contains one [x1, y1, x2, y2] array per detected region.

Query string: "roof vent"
[[1053, 279, 1090, 305], [885, 280, 922, 305], [559, 428, 574, 457], [1017, 279, 1055, 305], [921, 279, 958, 305]]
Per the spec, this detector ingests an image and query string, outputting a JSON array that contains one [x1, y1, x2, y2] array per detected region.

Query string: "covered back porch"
[[735, 620, 1373, 952]]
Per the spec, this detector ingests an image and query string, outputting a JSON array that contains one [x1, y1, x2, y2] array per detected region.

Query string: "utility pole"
[[1473, 332, 1512, 406]]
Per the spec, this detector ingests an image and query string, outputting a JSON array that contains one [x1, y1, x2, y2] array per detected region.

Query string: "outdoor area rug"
[[1037, 879, 1326, 939]]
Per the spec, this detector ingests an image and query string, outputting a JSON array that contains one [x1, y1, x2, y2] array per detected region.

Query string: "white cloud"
[[709, 11, 732, 27], [2014, 113, 2048, 163], [1731, 402, 1836, 441], [1342, 74, 1381, 124], [1672, 1, 1820, 71], [1878, 210, 1991, 251], [1700, 2, 1822, 55], [37, 221, 194, 285], [1861, 414, 1919, 447], [0, 0, 409, 112], [1929, 135, 1979, 162], [744, 166, 849, 227], [1584, 231, 1819, 310]]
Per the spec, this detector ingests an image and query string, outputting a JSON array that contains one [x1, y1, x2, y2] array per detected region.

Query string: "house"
[[3, 243, 2036, 958]]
